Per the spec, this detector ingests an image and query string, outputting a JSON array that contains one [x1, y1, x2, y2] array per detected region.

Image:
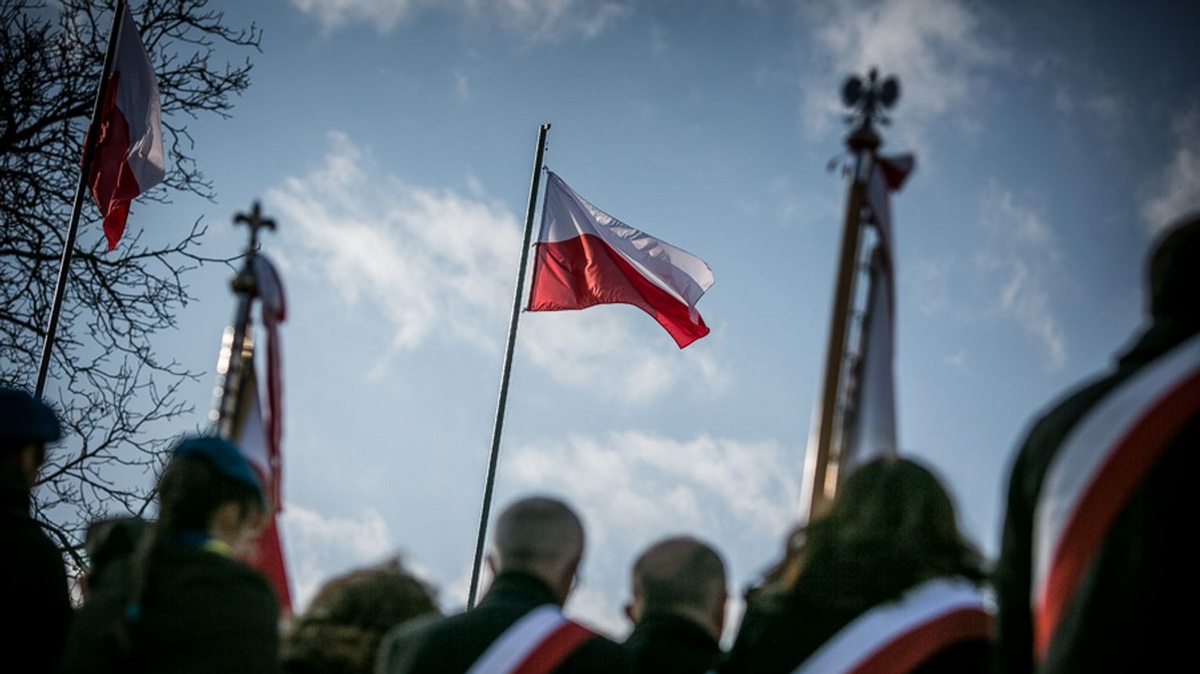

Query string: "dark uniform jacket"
[[1, 483, 72, 674], [719, 583, 988, 674], [377, 571, 631, 674], [57, 542, 281, 674], [622, 612, 722, 674], [993, 317, 1200, 674]]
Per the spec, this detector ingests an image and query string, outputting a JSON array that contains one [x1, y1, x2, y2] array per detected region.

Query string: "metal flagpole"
[[800, 69, 899, 520], [468, 123, 552, 609], [35, 0, 129, 398]]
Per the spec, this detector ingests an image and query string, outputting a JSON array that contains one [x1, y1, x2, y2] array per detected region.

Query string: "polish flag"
[[232, 255, 292, 614], [87, 4, 165, 251], [840, 154, 914, 480], [527, 172, 714, 349], [234, 368, 293, 614]]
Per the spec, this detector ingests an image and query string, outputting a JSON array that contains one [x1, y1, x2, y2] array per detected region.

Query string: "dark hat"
[[172, 435, 265, 504], [0, 386, 62, 446]]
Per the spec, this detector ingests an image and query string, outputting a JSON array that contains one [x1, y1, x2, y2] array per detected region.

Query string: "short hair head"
[[490, 496, 584, 593], [1147, 211, 1200, 323], [632, 536, 726, 615], [629, 535, 727, 637]]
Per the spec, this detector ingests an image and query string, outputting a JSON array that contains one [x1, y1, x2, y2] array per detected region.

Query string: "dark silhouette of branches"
[[0, 0, 261, 570]]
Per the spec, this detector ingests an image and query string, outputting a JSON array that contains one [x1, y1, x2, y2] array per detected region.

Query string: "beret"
[[172, 435, 265, 505], [0, 386, 62, 445]]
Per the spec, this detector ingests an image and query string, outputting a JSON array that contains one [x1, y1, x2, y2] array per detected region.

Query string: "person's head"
[[1147, 211, 1200, 324], [281, 557, 440, 674], [625, 536, 728, 640], [488, 496, 584, 603], [82, 516, 149, 598], [0, 385, 61, 489], [793, 456, 985, 609], [156, 435, 266, 553]]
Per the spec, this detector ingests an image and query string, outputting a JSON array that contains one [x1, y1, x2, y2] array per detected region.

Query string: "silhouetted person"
[[721, 456, 991, 674], [622, 536, 727, 674], [377, 495, 631, 674], [282, 556, 440, 674], [58, 435, 280, 674], [0, 386, 71, 673], [994, 212, 1200, 674]]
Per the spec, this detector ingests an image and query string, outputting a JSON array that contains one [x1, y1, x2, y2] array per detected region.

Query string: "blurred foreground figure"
[[0, 386, 71, 673], [377, 495, 631, 674], [622, 535, 727, 674], [58, 435, 280, 674], [281, 556, 439, 674], [722, 456, 991, 674], [994, 212, 1200, 674]]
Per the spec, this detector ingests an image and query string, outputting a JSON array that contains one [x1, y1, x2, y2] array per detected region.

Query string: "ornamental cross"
[[234, 200, 276, 256]]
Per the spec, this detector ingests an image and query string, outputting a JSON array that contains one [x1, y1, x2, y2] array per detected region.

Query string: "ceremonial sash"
[[466, 605, 595, 674], [792, 578, 992, 674], [1032, 331, 1200, 662]]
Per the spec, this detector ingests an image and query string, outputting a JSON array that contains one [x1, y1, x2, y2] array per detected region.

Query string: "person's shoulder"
[[376, 611, 447, 674], [562, 626, 632, 673]]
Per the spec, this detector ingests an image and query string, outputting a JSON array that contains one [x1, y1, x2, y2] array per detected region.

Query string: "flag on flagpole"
[[840, 154, 913, 477], [87, 3, 165, 251], [231, 254, 291, 613], [526, 172, 715, 349], [841, 244, 898, 473]]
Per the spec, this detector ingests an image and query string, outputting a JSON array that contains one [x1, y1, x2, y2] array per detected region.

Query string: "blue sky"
[[92, 0, 1199, 640]]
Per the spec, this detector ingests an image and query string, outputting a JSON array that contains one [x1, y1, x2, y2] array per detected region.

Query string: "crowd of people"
[[5, 210, 1197, 674]]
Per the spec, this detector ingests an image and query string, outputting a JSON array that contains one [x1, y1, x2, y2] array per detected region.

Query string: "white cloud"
[[266, 132, 520, 364], [1040, 58, 1130, 141], [280, 503, 395, 612], [267, 132, 727, 399], [976, 181, 1067, 370], [521, 310, 729, 405], [1139, 103, 1200, 234], [289, 0, 422, 33], [499, 430, 801, 638], [288, 0, 633, 40], [799, 0, 1008, 148]]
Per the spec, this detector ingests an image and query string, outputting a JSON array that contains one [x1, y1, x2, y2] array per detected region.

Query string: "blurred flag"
[[229, 255, 291, 613], [527, 171, 714, 348], [840, 154, 914, 478], [87, 3, 165, 251]]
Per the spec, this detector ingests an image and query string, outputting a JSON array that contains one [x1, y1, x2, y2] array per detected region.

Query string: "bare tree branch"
[[1, 0, 260, 572]]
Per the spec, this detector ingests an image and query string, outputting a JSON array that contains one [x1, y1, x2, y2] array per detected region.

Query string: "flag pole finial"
[[234, 200, 276, 256], [803, 68, 901, 521], [217, 201, 276, 438]]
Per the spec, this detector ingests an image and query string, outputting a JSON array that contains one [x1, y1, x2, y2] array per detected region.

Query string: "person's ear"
[[711, 588, 728, 639], [18, 443, 43, 487]]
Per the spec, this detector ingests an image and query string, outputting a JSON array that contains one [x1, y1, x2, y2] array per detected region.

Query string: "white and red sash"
[[792, 578, 992, 674], [467, 605, 595, 674], [1032, 331, 1200, 661]]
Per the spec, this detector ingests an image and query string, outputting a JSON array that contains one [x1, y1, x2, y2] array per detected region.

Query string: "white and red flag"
[[87, 3, 165, 251], [232, 255, 292, 614], [840, 154, 914, 478], [526, 172, 714, 349]]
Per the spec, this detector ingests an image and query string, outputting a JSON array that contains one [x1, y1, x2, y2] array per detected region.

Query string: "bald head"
[[628, 536, 727, 638], [489, 496, 584, 601], [1148, 212, 1200, 323]]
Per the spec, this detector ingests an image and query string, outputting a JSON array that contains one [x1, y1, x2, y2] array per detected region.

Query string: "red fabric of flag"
[[527, 172, 715, 349], [86, 4, 164, 251]]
